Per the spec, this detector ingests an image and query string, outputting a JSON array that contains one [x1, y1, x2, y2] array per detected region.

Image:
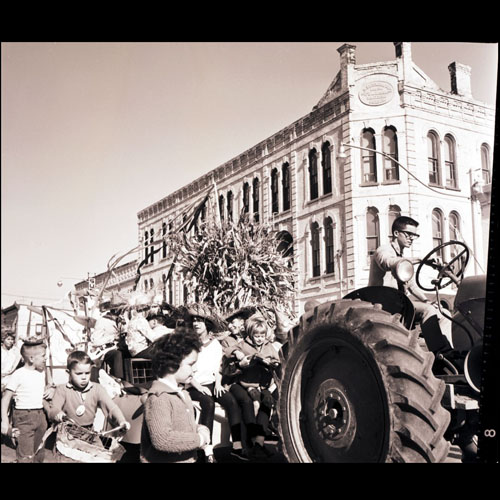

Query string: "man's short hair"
[[66, 350, 93, 370], [392, 216, 419, 234]]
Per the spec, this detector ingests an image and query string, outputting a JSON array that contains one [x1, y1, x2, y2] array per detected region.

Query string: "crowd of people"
[[1, 299, 287, 463]]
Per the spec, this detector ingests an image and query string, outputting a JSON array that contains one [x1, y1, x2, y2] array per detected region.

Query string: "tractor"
[[277, 240, 484, 463]]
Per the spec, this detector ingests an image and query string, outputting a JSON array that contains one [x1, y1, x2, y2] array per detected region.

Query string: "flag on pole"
[[134, 185, 214, 291]]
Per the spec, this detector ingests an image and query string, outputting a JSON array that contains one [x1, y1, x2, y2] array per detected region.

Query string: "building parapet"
[[137, 92, 351, 223], [401, 85, 495, 124]]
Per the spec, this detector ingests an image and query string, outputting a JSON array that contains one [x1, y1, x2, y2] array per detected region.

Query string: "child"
[[140, 331, 211, 463], [228, 314, 280, 459], [1, 338, 50, 463], [238, 316, 279, 410], [48, 350, 130, 429], [1, 332, 22, 394], [47, 350, 130, 462]]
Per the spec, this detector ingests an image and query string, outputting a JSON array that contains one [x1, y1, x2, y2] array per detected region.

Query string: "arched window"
[[253, 177, 260, 222], [162, 222, 167, 259], [324, 217, 335, 274], [309, 149, 319, 200], [227, 191, 233, 221], [277, 231, 293, 260], [366, 207, 380, 257], [168, 278, 173, 304], [382, 127, 399, 181], [448, 211, 461, 259], [149, 228, 155, 264], [149, 278, 154, 290], [219, 194, 225, 222], [322, 142, 332, 195], [361, 129, 377, 184], [444, 135, 457, 189], [271, 168, 279, 214], [144, 280, 148, 292], [481, 143, 491, 184], [427, 131, 441, 185], [243, 182, 250, 214], [311, 222, 320, 277], [432, 209, 444, 259], [144, 230, 149, 263], [282, 163, 291, 211], [388, 205, 401, 235]]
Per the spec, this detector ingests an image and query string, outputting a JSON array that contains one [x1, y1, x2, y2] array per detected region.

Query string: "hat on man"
[[225, 306, 258, 323], [185, 303, 227, 333]]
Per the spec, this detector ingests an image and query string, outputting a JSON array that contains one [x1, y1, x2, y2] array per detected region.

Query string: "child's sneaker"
[[230, 448, 249, 461]]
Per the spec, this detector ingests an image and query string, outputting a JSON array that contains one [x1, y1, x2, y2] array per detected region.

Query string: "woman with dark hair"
[[140, 331, 211, 463], [184, 304, 248, 462]]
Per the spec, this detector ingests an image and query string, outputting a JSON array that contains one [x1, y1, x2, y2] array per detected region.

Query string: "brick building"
[[74, 260, 138, 306], [133, 42, 494, 316]]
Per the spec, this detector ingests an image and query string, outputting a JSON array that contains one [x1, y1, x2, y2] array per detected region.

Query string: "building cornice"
[[399, 84, 496, 124], [137, 92, 351, 223], [74, 260, 138, 292]]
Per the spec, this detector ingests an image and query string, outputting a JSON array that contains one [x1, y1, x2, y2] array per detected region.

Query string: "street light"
[[57, 274, 96, 289], [57, 276, 86, 287]]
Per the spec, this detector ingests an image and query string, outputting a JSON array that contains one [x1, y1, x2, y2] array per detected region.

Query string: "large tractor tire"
[[277, 299, 451, 463]]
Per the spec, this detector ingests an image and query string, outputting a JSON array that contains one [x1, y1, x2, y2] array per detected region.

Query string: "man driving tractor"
[[368, 215, 464, 373]]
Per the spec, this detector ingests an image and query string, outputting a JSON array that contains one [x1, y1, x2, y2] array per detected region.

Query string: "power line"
[[1, 292, 62, 301]]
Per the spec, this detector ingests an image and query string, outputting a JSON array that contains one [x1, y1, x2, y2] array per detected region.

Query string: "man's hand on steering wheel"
[[415, 241, 470, 291]]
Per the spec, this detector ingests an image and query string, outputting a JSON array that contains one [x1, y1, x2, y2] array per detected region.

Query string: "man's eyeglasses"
[[399, 230, 420, 240]]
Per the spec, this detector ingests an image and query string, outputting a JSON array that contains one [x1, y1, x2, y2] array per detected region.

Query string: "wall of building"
[[134, 42, 495, 317]]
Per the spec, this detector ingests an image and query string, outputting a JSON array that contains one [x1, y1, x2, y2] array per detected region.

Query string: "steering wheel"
[[416, 240, 470, 291]]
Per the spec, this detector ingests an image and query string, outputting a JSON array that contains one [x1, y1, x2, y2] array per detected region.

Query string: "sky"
[[1, 41, 498, 308]]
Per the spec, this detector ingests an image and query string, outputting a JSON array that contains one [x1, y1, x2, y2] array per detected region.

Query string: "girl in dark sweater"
[[140, 331, 211, 463]]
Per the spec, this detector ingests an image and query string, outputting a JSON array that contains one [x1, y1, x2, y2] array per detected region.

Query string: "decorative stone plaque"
[[359, 81, 394, 106]]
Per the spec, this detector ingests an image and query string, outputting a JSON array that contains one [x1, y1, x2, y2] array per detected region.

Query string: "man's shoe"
[[230, 448, 249, 461]]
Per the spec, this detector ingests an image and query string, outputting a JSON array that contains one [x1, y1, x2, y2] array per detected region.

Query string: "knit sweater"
[[237, 337, 280, 363], [140, 379, 201, 463], [235, 338, 280, 387]]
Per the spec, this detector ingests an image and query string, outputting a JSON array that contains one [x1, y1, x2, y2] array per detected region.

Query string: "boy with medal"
[[48, 351, 130, 431]]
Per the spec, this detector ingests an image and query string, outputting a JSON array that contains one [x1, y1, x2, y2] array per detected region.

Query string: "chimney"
[[394, 42, 413, 81], [337, 44, 356, 89], [448, 62, 472, 98], [394, 42, 412, 60]]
